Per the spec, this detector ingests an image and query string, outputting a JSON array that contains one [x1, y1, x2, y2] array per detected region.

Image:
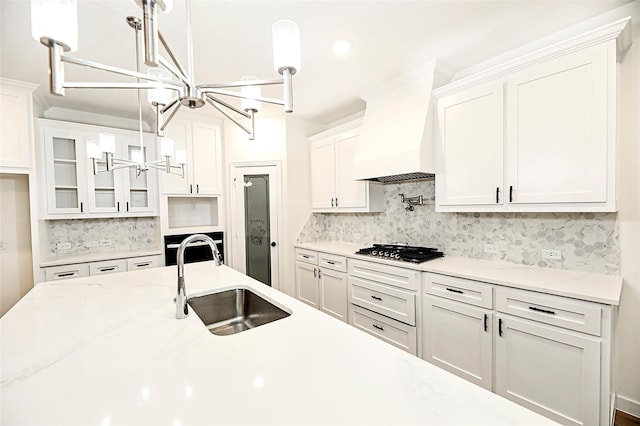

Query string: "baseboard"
[[617, 395, 640, 418]]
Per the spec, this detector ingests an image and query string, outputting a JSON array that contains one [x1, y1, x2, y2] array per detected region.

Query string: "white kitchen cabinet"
[[39, 119, 158, 218], [294, 249, 348, 322], [42, 254, 162, 281], [434, 19, 631, 213], [495, 315, 601, 426], [349, 303, 417, 354], [422, 273, 493, 390], [89, 259, 128, 276], [0, 79, 37, 170], [44, 263, 90, 281], [309, 120, 383, 213], [162, 119, 222, 196]]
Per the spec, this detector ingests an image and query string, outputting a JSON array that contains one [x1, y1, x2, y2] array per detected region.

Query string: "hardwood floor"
[[615, 410, 640, 426]]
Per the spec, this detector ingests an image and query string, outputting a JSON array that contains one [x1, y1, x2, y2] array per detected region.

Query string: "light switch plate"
[[541, 249, 562, 260], [0, 241, 7, 250], [483, 243, 499, 254], [57, 242, 72, 250], [85, 240, 99, 248], [100, 239, 112, 247]]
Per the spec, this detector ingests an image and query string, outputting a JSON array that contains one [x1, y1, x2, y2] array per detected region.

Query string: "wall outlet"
[[57, 242, 72, 250], [0, 240, 7, 250], [484, 243, 499, 254], [541, 249, 562, 260], [85, 240, 99, 248], [100, 239, 112, 247]]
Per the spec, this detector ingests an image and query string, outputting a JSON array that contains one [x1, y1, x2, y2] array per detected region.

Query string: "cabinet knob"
[[270, 242, 277, 247]]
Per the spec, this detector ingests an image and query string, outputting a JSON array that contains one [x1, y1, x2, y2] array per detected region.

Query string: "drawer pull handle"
[[529, 306, 555, 315], [135, 263, 151, 267], [302, 255, 310, 259], [484, 314, 488, 332], [446, 287, 464, 294], [313, 268, 317, 278], [372, 324, 384, 331], [99, 267, 116, 272], [57, 272, 76, 277], [326, 261, 336, 265], [498, 318, 503, 337], [370, 295, 383, 301]]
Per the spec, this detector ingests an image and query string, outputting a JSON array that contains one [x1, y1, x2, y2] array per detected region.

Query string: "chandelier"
[[30, 0, 301, 176]]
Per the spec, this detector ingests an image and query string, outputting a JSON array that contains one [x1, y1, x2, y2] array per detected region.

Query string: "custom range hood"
[[353, 60, 451, 183]]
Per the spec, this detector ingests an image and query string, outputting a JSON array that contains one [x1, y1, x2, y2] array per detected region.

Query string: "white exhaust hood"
[[353, 60, 451, 183]]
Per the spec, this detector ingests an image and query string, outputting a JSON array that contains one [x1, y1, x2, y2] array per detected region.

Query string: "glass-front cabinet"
[[40, 119, 158, 219]]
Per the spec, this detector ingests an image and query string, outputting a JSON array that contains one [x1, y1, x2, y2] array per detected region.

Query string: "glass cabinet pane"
[[52, 137, 76, 160], [54, 161, 78, 187], [55, 189, 78, 208]]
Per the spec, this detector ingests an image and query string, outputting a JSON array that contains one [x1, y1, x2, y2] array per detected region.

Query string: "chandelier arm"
[[160, 102, 182, 132], [198, 78, 284, 89], [62, 82, 179, 90], [158, 33, 190, 84], [60, 55, 182, 89], [204, 94, 250, 118], [205, 96, 251, 135], [160, 98, 179, 114], [201, 88, 285, 106], [157, 55, 190, 87]]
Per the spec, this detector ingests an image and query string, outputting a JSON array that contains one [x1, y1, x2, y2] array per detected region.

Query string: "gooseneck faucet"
[[175, 234, 223, 319]]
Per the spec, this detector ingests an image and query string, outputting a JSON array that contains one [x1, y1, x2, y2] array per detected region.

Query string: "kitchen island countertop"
[[0, 261, 555, 425]]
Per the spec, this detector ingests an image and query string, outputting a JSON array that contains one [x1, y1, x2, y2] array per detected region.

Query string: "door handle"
[[270, 242, 277, 247], [484, 314, 488, 332], [496, 187, 500, 204], [498, 318, 503, 337]]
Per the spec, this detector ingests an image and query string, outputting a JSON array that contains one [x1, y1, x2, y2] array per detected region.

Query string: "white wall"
[[0, 174, 33, 316], [616, 3, 640, 415]]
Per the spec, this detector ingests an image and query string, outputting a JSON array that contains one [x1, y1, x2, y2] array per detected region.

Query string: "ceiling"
[[0, 0, 634, 126]]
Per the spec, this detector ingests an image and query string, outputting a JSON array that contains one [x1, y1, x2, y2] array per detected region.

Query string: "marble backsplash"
[[47, 217, 159, 256], [297, 180, 620, 275]]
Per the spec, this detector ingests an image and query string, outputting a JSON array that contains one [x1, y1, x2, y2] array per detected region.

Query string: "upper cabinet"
[[0, 79, 37, 170], [38, 119, 158, 219], [162, 119, 222, 196], [309, 119, 384, 213], [434, 18, 631, 213]]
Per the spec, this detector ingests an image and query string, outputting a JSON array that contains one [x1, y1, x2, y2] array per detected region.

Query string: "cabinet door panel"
[[437, 81, 504, 206], [334, 130, 366, 208], [495, 315, 600, 426], [310, 138, 336, 209], [295, 261, 318, 308], [0, 86, 32, 168], [423, 296, 492, 390], [506, 45, 608, 205], [191, 124, 221, 195], [122, 134, 156, 214], [319, 269, 347, 322]]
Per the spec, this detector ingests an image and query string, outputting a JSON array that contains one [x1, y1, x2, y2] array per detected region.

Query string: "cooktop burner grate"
[[355, 244, 444, 264]]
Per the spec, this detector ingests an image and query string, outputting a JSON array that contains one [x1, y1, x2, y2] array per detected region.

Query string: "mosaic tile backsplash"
[[47, 217, 159, 256], [297, 180, 620, 275]]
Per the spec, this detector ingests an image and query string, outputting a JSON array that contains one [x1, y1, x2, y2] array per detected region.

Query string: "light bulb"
[[131, 148, 144, 165], [175, 149, 187, 165], [87, 140, 102, 159], [240, 76, 261, 112], [31, 0, 78, 52], [272, 19, 301, 74]]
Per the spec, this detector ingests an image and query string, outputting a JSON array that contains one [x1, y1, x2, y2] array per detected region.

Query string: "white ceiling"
[[0, 0, 634, 126]]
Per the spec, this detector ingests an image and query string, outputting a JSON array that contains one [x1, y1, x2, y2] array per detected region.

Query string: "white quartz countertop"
[[295, 241, 622, 305], [1, 262, 554, 425], [39, 248, 162, 267]]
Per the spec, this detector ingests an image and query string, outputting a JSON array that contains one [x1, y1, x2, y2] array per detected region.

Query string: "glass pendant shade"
[[31, 0, 78, 52], [160, 138, 175, 157], [240, 76, 262, 112], [87, 140, 102, 159], [99, 132, 116, 154], [175, 149, 187, 165], [147, 68, 173, 105], [272, 19, 301, 74], [130, 148, 144, 165]]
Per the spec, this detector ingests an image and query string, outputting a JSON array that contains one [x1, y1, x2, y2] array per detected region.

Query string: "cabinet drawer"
[[89, 259, 127, 276], [496, 287, 602, 336], [424, 273, 493, 309], [127, 256, 160, 271], [295, 249, 318, 265], [44, 263, 90, 281], [349, 304, 417, 355], [349, 276, 416, 325], [318, 253, 347, 272], [348, 259, 419, 291]]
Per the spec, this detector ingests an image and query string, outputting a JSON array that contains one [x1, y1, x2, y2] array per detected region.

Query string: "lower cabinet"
[[422, 273, 614, 426], [294, 249, 348, 322], [495, 314, 601, 426], [422, 295, 493, 390], [349, 303, 417, 354], [43, 254, 162, 282]]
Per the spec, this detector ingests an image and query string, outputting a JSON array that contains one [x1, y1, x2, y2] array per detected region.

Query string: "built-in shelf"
[[167, 196, 218, 229]]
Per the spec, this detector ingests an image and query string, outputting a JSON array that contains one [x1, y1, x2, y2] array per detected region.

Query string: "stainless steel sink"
[[187, 287, 291, 336]]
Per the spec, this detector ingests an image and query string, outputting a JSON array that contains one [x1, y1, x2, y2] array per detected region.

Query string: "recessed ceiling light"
[[331, 40, 352, 55]]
